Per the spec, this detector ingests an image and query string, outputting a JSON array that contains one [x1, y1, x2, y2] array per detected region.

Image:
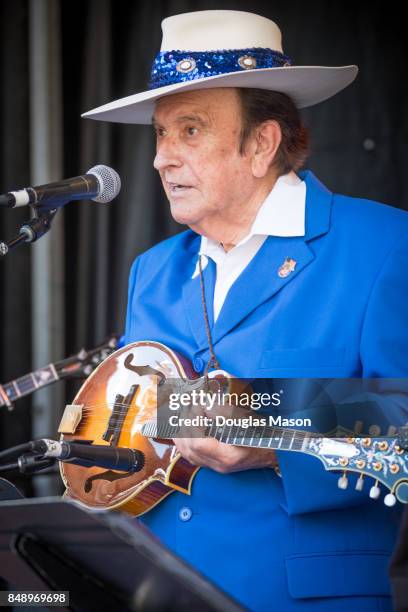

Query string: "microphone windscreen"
[[87, 165, 121, 203]]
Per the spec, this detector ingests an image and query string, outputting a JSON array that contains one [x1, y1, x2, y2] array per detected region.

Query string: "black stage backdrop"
[[0, 0, 407, 484]]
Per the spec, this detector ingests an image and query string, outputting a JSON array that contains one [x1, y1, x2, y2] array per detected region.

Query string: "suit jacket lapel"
[[300, 170, 332, 242], [212, 236, 315, 344], [212, 170, 333, 345], [182, 256, 216, 350]]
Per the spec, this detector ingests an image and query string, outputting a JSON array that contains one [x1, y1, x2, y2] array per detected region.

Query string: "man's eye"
[[186, 126, 198, 136], [155, 128, 166, 137]]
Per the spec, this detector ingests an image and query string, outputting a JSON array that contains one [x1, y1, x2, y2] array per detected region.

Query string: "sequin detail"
[[149, 48, 292, 90]]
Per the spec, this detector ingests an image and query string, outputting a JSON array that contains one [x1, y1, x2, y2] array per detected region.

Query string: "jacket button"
[[179, 506, 193, 521], [193, 357, 204, 373]]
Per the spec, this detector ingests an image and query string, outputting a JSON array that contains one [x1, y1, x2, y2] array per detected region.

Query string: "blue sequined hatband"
[[149, 48, 292, 90]]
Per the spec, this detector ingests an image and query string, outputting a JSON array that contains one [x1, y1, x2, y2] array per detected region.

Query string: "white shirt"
[[192, 171, 306, 322]]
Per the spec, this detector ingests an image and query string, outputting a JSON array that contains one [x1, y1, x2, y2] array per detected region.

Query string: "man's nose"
[[153, 137, 183, 171]]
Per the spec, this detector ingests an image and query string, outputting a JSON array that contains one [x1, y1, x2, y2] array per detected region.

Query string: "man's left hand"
[[173, 437, 278, 473]]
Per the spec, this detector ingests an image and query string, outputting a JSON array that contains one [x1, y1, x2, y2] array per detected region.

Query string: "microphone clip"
[[19, 208, 58, 243], [0, 453, 56, 475], [0, 208, 58, 258], [18, 453, 57, 474]]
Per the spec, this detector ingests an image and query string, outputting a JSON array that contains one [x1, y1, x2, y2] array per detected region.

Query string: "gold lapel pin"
[[278, 257, 297, 278]]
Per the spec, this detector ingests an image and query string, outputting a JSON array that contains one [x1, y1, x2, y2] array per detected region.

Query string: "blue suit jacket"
[[123, 171, 408, 610]]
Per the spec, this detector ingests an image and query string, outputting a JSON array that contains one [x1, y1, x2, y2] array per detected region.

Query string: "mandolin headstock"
[[307, 435, 408, 506]]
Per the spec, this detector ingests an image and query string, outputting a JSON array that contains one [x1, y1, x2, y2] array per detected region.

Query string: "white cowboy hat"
[[82, 9, 358, 124]]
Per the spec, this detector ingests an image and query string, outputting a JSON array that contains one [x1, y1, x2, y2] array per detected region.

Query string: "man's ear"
[[251, 120, 282, 178]]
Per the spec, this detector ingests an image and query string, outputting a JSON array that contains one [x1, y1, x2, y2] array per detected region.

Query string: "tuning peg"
[[384, 493, 397, 507], [353, 420, 363, 434], [355, 474, 364, 491], [77, 348, 87, 360], [368, 424, 381, 436], [338, 472, 349, 490], [369, 480, 381, 499], [83, 365, 93, 376]]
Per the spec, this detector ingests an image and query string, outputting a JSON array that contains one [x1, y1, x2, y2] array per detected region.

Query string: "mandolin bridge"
[[58, 404, 83, 434]]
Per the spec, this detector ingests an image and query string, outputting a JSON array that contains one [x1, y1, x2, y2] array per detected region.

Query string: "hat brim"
[[82, 65, 358, 124]]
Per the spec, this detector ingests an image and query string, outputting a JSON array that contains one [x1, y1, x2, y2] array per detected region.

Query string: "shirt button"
[[179, 506, 193, 521], [193, 357, 204, 373]]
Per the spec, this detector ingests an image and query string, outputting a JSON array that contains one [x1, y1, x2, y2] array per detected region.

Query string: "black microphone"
[[35, 439, 144, 472], [0, 165, 121, 209]]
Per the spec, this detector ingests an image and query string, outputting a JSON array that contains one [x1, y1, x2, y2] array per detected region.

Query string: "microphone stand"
[[0, 207, 58, 258]]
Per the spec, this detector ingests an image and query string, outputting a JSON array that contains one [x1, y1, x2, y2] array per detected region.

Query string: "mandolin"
[[58, 341, 408, 515]]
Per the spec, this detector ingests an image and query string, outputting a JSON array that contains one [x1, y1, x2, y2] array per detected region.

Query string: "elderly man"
[[83, 10, 408, 611]]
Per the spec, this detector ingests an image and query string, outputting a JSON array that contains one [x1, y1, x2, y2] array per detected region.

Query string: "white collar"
[[249, 170, 305, 239], [200, 170, 305, 254]]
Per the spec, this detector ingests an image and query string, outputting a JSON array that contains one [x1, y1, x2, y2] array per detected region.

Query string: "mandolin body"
[[60, 341, 201, 516]]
